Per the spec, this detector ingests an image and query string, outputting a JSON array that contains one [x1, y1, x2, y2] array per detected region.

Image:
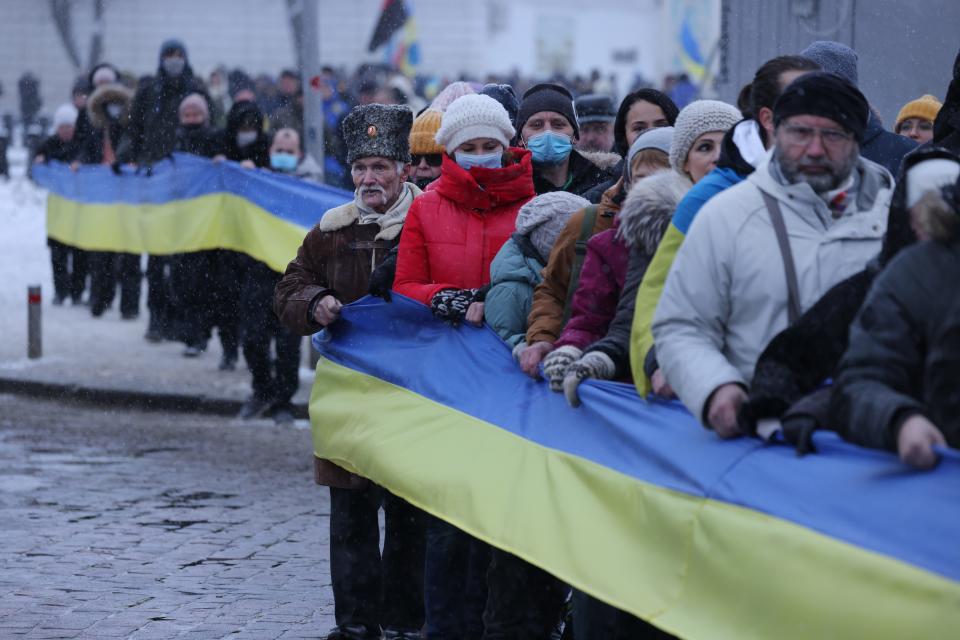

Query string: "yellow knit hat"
[[895, 94, 942, 131], [409, 109, 444, 155]]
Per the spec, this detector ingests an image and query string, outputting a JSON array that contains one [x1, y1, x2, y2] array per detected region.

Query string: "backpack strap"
[[760, 190, 803, 325], [563, 205, 599, 324]]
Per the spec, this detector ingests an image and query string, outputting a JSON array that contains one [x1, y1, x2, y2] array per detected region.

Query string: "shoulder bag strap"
[[760, 190, 803, 325]]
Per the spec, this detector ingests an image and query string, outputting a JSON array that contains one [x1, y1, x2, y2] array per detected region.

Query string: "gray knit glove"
[[542, 345, 582, 392], [562, 351, 616, 408]]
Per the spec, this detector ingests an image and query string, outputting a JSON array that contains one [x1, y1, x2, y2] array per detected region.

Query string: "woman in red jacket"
[[394, 94, 535, 329], [392, 93, 534, 640]]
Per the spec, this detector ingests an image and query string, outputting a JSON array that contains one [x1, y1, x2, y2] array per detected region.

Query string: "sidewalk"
[[0, 298, 315, 418], [0, 161, 314, 419]]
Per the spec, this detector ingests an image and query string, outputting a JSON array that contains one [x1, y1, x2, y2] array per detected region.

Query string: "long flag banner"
[[32, 154, 352, 273], [310, 294, 960, 640]]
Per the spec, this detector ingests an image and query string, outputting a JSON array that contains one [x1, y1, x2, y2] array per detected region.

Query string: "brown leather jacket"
[[524, 180, 621, 344], [273, 183, 421, 487]]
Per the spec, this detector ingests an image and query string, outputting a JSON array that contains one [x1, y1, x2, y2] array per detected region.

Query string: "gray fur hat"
[[342, 104, 414, 164], [515, 191, 591, 261]]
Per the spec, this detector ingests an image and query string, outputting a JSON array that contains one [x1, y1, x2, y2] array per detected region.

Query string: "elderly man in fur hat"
[[274, 104, 424, 640]]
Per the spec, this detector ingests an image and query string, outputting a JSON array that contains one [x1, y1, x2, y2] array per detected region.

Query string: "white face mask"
[[236, 131, 258, 148], [106, 103, 123, 119]]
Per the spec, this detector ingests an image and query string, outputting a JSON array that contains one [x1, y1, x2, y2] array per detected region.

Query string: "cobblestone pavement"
[[0, 393, 337, 639]]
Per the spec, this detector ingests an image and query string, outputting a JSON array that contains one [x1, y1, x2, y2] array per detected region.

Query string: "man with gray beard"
[[652, 72, 893, 438]]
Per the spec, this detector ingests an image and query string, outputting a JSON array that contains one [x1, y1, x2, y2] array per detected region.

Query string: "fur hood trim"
[[317, 182, 422, 241], [579, 149, 622, 170], [616, 170, 692, 253], [87, 83, 134, 130]]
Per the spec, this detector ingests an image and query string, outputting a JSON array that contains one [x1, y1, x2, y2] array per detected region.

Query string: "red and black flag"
[[368, 0, 409, 52]]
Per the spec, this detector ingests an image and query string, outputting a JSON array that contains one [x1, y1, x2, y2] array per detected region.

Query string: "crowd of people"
[[32, 32, 960, 639]]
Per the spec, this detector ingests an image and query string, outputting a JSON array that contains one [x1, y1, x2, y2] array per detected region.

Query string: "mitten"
[[562, 351, 616, 407], [430, 288, 478, 325], [542, 345, 582, 392], [368, 251, 397, 301]]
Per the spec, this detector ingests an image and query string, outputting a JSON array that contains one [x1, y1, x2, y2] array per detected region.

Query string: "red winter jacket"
[[394, 149, 535, 304]]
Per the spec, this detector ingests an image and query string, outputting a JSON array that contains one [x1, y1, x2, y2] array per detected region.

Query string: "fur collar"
[[317, 182, 422, 241], [616, 170, 692, 254], [87, 83, 134, 130], [579, 149, 622, 170]]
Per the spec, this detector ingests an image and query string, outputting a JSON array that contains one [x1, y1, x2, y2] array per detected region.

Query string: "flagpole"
[[298, 0, 325, 176]]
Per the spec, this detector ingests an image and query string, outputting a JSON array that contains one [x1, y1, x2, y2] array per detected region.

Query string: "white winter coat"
[[652, 152, 892, 423]]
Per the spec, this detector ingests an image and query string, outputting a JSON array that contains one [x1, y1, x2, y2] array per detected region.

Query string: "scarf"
[[354, 182, 418, 239]]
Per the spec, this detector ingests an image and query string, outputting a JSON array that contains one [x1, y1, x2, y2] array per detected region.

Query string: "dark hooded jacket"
[[861, 111, 917, 177], [219, 100, 270, 167], [831, 183, 960, 452], [740, 146, 960, 438], [125, 40, 208, 165], [78, 83, 134, 165]]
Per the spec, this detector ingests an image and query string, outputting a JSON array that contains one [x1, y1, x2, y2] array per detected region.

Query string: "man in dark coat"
[[126, 40, 208, 341], [831, 166, 960, 469], [273, 104, 425, 640]]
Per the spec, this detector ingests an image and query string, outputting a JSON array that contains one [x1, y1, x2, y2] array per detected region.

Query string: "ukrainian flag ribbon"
[[311, 295, 960, 640]]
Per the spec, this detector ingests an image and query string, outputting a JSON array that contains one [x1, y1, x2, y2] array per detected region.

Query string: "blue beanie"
[[801, 41, 858, 86]]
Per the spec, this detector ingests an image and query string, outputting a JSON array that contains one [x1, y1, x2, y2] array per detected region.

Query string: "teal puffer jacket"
[[484, 234, 545, 347]]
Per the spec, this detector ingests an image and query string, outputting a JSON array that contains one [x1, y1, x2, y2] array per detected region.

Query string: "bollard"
[[27, 285, 42, 359]]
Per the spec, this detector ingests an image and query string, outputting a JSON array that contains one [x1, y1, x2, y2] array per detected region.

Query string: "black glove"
[[781, 413, 820, 456], [368, 251, 397, 302], [430, 288, 478, 326]]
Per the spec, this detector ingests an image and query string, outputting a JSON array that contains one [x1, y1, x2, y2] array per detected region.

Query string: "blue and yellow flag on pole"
[[311, 295, 960, 640]]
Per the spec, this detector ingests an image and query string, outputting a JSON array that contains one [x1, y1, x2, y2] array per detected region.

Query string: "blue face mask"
[[454, 150, 502, 171], [526, 131, 573, 165], [270, 152, 298, 172]]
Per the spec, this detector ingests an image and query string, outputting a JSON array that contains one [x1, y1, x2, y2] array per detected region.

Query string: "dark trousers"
[[48, 239, 87, 301], [171, 251, 215, 348], [330, 485, 426, 632], [482, 549, 569, 640], [212, 250, 243, 359], [424, 516, 490, 640], [146, 255, 175, 335], [572, 590, 675, 640], [89, 251, 140, 315], [241, 260, 301, 405]]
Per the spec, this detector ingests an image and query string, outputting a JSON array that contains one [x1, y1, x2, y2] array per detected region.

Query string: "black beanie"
[[773, 71, 869, 142], [517, 83, 580, 138]]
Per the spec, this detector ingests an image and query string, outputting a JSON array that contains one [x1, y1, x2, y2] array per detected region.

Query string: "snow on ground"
[[0, 146, 52, 355]]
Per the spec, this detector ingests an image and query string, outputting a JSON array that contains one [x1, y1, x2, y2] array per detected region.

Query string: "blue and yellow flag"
[[311, 295, 960, 640], [32, 154, 352, 273]]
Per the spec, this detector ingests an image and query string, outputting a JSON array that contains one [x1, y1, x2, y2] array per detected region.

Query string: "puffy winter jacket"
[[393, 149, 535, 304], [484, 234, 544, 347], [553, 222, 629, 352], [861, 111, 917, 177], [653, 153, 892, 423]]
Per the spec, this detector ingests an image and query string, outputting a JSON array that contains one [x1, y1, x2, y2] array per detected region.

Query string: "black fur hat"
[[342, 104, 414, 164]]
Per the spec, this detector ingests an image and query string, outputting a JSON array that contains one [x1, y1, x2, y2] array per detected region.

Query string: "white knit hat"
[[669, 100, 742, 174], [515, 191, 591, 261], [435, 94, 515, 153], [53, 103, 78, 129], [906, 158, 960, 208]]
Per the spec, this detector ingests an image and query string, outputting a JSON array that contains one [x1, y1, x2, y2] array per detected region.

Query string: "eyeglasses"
[[781, 123, 854, 148], [412, 153, 443, 167]]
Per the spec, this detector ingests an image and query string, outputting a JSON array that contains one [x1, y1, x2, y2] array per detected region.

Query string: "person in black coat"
[[831, 172, 960, 469], [35, 104, 84, 305], [170, 93, 226, 357], [203, 99, 271, 371]]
